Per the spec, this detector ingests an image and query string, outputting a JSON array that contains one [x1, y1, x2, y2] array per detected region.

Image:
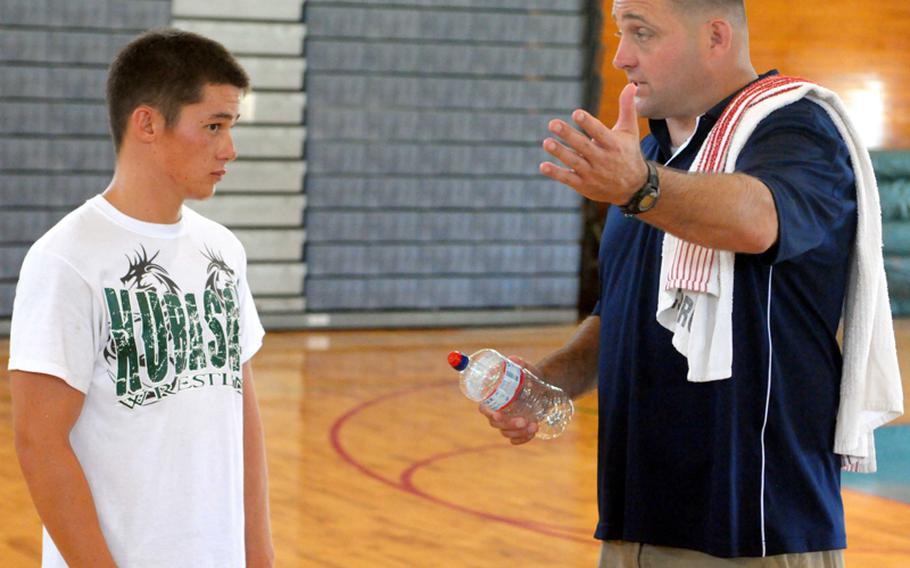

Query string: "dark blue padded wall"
[[0, 0, 172, 329], [302, 0, 591, 324]]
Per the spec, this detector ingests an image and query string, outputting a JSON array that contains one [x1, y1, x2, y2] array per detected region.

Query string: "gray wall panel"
[[0, 0, 172, 324], [307, 142, 539, 176], [244, 92, 306, 124], [307, 6, 584, 44], [305, 176, 580, 209], [217, 161, 306, 192], [169, 4, 309, 320], [306, 244, 580, 276], [0, 65, 108, 100], [172, 20, 306, 56], [248, 263, 306, 295], [0, 211, 68, 242], [309, 0, 584, 11], [255, 297, 306, 314], [191, 195, 306, 227], [173, 0, 302, 20], [305, 276, 579, 310], [234, 229, 306, 261], [302, 2, 591, 317], [304, 74, 583, 111], [306, 212, 582, 243], [3, 0, 171, 29], [0, 284, 14, 318], [308, 108, 552, 143], [0, 246, 28, 279], [1, 29, 140, 65], [237, 57, 306, 90], [0, 102, 109, 136], [306, 40, 583, 78], [233, 127, 306, 159], [0, 138, 114, 172], [0, 175, 109, 207]]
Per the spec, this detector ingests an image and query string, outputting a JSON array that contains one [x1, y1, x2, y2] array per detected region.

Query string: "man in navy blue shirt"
[[481, 0, 853, 566]]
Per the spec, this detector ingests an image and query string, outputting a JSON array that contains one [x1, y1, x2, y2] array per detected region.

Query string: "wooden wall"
[[597, 0, 910, 150]]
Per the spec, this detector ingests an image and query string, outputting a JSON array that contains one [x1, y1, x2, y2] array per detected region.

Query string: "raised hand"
[[540, 83, 648, 204]]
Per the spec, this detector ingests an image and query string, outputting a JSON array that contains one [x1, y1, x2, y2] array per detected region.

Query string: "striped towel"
[[654, 75, 903, 472]]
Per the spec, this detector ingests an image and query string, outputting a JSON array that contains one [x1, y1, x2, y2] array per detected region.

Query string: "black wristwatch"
[[619, 160, 660, 216]]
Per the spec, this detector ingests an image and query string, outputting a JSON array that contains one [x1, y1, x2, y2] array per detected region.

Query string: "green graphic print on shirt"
[[103, 246, 243, 408]]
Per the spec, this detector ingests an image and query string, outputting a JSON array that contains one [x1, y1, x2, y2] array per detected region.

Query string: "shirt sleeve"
[[8, 248, 99, 393], [734, 99, 856, 264], [236, 247, 264, 364]]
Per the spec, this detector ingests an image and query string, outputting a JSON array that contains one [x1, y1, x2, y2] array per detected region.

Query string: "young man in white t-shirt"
[[7, 29, 274, 568]]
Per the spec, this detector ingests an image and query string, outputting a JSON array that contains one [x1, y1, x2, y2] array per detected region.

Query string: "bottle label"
[[481, 359, 524, 411]]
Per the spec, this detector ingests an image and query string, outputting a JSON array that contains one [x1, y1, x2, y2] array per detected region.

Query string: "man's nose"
[[612, 37, 636, 70], [220, 133, 238, 162]]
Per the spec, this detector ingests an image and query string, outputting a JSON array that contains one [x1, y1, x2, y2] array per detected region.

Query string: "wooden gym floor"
[[1, 322, 909, 567]]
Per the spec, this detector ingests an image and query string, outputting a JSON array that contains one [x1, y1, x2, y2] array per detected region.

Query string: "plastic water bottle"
[[447, 349, 574, 439]]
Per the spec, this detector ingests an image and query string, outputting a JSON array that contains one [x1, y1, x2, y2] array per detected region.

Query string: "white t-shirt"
[[8, 195, 265, 568]]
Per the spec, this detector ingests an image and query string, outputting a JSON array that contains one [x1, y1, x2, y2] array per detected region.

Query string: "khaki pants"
[[599, 541, 845, 568]]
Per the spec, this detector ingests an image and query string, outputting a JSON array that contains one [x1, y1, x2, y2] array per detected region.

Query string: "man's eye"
[[206, 124, 221, 132]]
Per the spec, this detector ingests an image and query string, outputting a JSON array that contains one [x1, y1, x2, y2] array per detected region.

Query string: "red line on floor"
[[328, 382, 596, 545]]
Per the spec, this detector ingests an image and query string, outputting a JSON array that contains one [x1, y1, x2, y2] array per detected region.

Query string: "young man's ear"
[[128, 105, 164, 144]]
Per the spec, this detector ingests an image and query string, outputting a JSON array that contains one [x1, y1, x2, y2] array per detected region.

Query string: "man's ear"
[[128, 105, 164, 144], [706, 18, 734, 55]]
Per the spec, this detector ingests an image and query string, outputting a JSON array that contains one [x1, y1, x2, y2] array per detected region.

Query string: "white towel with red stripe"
[[655, 75, 903, 472]]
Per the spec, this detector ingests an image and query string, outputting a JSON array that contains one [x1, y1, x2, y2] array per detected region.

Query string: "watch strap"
[[619, 160, 660, 216]]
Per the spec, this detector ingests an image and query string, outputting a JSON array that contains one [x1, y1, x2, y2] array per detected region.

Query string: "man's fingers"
[[506, 422, 538, 445], [549, 118, 601, 156], [543, 137, 588, 172], [613, 83, 639, 135], [478, 404, 537, 444], [479, 405, 534, 427], [478, 404, 496, 418], [499, 427, 529, 439], [570, 110, 614, 147], [489, 414, 528, 430], [539, 161, 583, 188]]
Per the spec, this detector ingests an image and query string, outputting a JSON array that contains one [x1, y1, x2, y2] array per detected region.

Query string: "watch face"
[[639, 191, 658, 211], [620, 161, 660, 216]]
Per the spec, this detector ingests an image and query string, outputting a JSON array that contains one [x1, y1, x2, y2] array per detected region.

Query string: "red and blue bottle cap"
[[447, 351, 469, 371]]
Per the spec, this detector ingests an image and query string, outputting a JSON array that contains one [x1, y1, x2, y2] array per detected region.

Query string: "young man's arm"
[[9, 371, 117, 568], [480, 315, 601, 444], [242, 361, 274, 568]]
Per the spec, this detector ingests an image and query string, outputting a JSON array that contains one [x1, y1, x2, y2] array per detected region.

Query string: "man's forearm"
[[16, 440, 117, 568], [539, 91, 779, 255], [536, 315, 601, 400], [639, 168, 778, 253]]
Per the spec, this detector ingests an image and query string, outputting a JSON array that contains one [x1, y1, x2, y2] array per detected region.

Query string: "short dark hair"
[[106, 28, 250, 151], [670, 0, 747, 21]]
